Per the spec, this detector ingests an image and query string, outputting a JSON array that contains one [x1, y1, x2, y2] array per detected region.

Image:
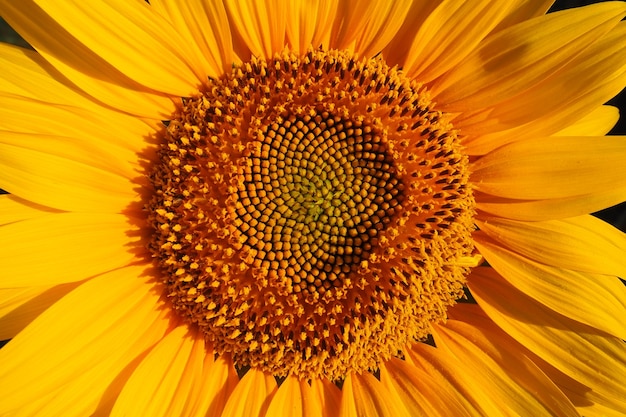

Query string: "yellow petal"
[[224, 0, 287, 59], [0, 141, 138, 212], [460, 20, 626, 153], [381, 357, 477, 417], [34, 0, 200, 94], [555, 105, 620, 136], [462, 21, 626, 138], [406, 343, 490, 415], [0, 93, 155, 153], [0, 287, 43, 323], [0, 282, 79, 340], [286, 0, 338, 53], [528, 354, 626, 417], [492, 0, 554, 31], [0, 264, 171, 416], [433, 2, 626, 111], [329, 0, 412, 53], [0, 213, 142, 286], [469, 267, 626, 414], [433, 318, 580, 417], [0, 194, 60, 226], [351, 0, 412, 58], [475, 190, 626, 222], [340, 372, 409, 417], [403, 0, 514, 83], [1, 99, 150, 180], [0, 43, 87, 105], [309, 378, 342, 417], [475, 233, 626, 339], [0, 4, 176, 119], [265, 375, 323, 417], [0, 43, 173, 127], [151, 0, 235, 78], [191, 355, 239, 417], [327, 0, 373, 52], [220, 368, 277, 417], [112, 327, 228, 417], [476, 215, 626, 278], [471, 135, 626, 200], [381, 1, 442, 67]]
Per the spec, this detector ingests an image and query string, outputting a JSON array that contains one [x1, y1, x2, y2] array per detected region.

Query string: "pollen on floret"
[[148, 48, 476, 381]]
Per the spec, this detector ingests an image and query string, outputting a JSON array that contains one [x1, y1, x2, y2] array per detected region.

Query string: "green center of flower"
[[148, 49, 477, 380]]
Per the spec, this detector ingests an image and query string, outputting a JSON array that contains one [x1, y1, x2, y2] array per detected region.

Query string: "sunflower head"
[[148, 48, 476, 380], [2, 1, 626, 416]]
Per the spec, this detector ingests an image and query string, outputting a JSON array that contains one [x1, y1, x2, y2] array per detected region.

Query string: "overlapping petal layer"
[[0, 1, 624, 416], [0, 265, 172, 416]]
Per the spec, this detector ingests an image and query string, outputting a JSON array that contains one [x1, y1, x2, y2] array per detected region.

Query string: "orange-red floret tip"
[[148, 48, 476, 381]]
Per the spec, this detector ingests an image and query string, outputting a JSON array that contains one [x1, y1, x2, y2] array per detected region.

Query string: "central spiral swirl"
[[229, 110, 403, 298], [148, 49, 476, 380]]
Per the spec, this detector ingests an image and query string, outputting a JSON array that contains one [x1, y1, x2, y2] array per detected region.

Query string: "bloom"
[[1, 0, 626, 415]]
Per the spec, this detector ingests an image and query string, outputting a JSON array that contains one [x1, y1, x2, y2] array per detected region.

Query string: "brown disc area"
[[148, 49, 476, 380], [230, 110, 403, 299]]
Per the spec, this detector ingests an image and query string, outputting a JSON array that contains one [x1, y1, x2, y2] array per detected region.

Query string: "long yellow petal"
[[340, 372, 410, 417], [0, 194, 60, 226], [1, 102, 148, 180], [403, 0, 514, 83], [476, 215, 626, 278], [406, 342, 495, 415], [111, 327, 227, 417], [528, 353, 626, 417], [469, 267, 626, 414], [467, 102, 620, 155], [381, 1, 442, 67], [461, 20, 626, 153], [554, 105, 619, 136], [0, 43, 88, 105], [492, 0, 554, 31], [220, 368, 277, 417], [433, 318, 580, 417], [328, 0, 413, 53], [381, 357, 477, 417], [0, 94, 155, 154], [351, 0, 412, 58], [224, 0, 287, 59], [265, 375, 323, 417], [309, 378, 342, 417], [0, 265, 171, 416], [471, 135, 626, 200], [464, 21, 626, 136], [433, 2, 626, 111], [151, 0, 235, 78], [33, 0, 200, 94], [475, 233, 626, 339], [286, 0, 338, 53], [0, 282, 79, 340], [0, 3, 177, 119], [447, 303, 604, 415], [190, 355, 238, 417], [111, 326, 195, 416], [0, 213, 142, 287], [0, 141, 138, 212], [327, 0, 373, 52], [475, 190, 626, 222]]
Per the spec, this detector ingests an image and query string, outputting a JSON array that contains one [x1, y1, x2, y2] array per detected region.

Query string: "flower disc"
[[148, 49, 476, 380]]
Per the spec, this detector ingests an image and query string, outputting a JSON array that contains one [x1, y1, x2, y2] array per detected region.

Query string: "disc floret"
[[148, 49, 475, 380]]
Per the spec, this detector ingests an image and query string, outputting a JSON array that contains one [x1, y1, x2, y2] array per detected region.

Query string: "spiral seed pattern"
[[148, 49, 476, 380]]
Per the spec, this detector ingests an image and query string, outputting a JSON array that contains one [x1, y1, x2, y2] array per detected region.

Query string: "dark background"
[[0, 0, 625, 231]]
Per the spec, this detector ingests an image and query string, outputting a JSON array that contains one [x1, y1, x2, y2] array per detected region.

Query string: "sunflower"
[[1, 0, 626, 416]]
